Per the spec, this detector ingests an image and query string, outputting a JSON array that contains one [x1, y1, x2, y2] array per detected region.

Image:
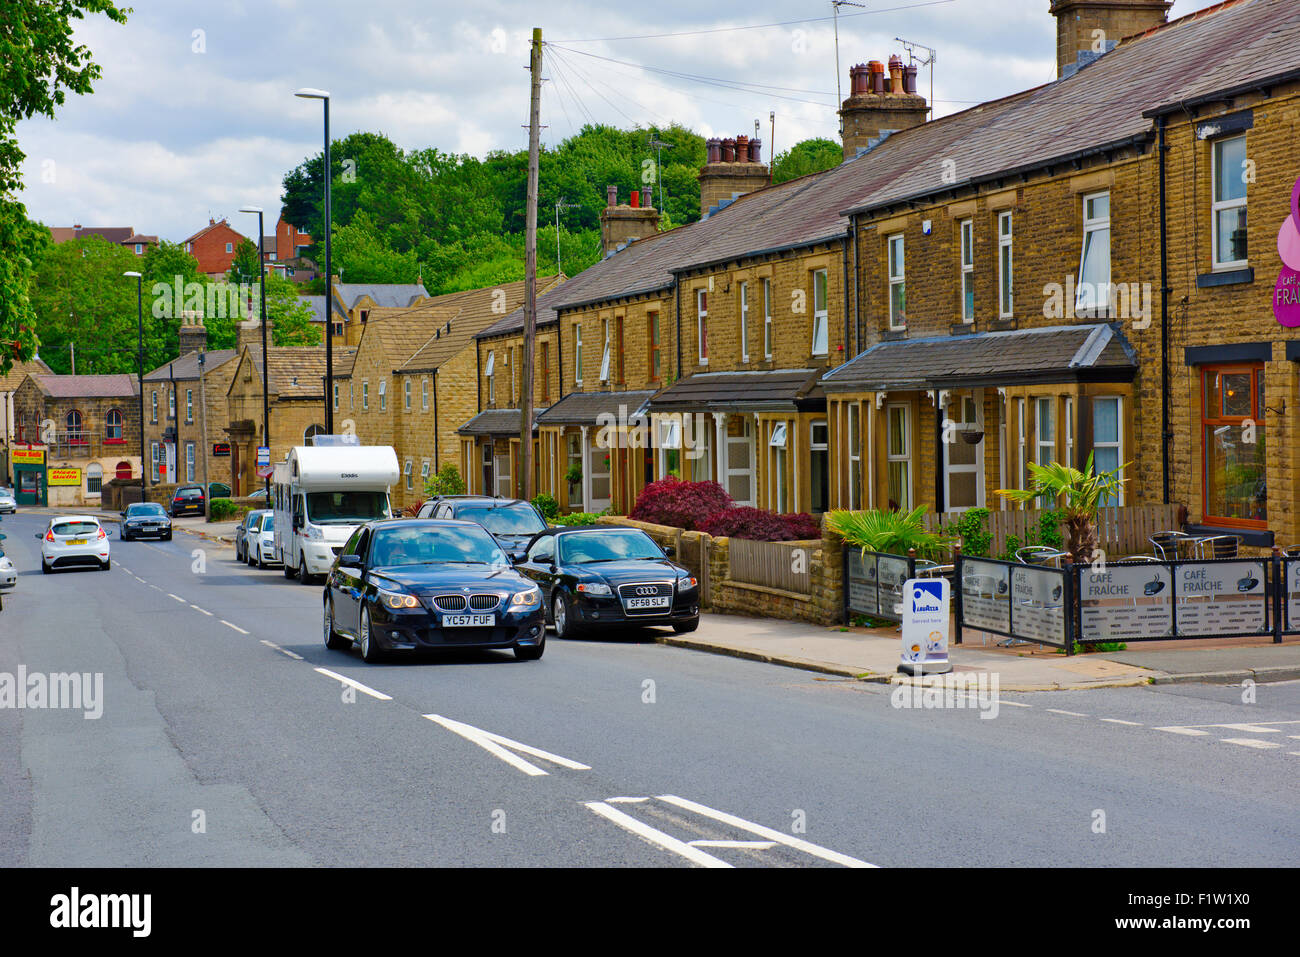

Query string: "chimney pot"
[[868, 60, 886, 93], [850, 64, 869, 96], [706, 137, 721, 164], [748, 138, 762, 163], [903, 64, 919, 95], [629, 188, 640, 208], [606, 184, 618, 207], [735, 134, 749, 161], [889, 55, 904, 94], [721, 137, 736, 162], [640, 186, 653, 207]]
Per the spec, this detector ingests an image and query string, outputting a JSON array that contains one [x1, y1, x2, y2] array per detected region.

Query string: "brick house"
[[49, 225, 158, 257], [9, 373, 141, 506], [182, 218, 251, 278], [1, 357, 53, 485]]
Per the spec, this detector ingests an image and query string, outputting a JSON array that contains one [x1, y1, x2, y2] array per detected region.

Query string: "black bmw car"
[[513, 526, 700, 637], [418, 497, 548, 561], [119, 502, 173, 541], [323, 518, 546, 663]]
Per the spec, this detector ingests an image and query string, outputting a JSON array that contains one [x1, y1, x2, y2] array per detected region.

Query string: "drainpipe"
[[1158, 115, 1171, 505], [555, 320, 565, 401], [432, 369, 439, 468], [841, 231, 851, 365], [852, 216, 861, 354], [674, 276, 682, 383], [934, 395, 945, 512]]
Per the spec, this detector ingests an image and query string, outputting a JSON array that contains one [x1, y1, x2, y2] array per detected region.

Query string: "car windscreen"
[[127, 504, 166, 516], [560, 530, 664, 564], [457, 504, 545, 536], [369, 525, 509, 569], [52, 521, 99, 537], [306, 490, 388, 525], [260, 514, 273, 531]]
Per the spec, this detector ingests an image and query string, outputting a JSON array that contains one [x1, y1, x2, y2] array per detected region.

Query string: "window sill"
[[990, 318, 1018, 332], [104, 438, 126, 445], [1197, 267, 1254, 288], [949, 323, 977, 336], [1186, 522, 1273, 548], [880, 329, 907, 342]]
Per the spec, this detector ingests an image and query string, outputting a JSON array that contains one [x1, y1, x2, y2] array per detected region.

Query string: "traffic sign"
[[256, 446, 271, 467]]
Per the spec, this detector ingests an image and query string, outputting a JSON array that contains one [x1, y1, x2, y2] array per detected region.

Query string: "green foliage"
[[564, 463, 582, 486], [826, 506, 953, 562], [0, 203, 48, 371], [551, 511, 601, 527], [423, 463, 466, 498], [226, 238, 261, 287], [998, 453, 1127, 523], [1068, 641, 1128, 654], [997, 535, 1022, 563], [207, 498, 238, 521], [531, 493, 560, 520], [944, 507, 991, 558], [1037, 508, 1065, 551], [263, 273, 320, 346], [771, 138, 843, 185]]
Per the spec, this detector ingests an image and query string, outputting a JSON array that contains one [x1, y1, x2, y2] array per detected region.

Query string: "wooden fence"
[[921, 504, 1182, 558], [727, 538, 814, 595]]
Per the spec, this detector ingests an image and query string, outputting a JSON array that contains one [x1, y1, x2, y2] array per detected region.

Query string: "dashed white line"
[[315, 667, 393, 701], [1155, 726, 1210, 736], [689, 840, 777, 850], [1100, 718, 1143, 726], [190, 605, 212, 616], [1221, 738, 1282, 750], [585, 801, 732, 868], [261, 639, 304, 661], [1046, 709, 1088, 717], [607, 796, 651, 803], [220, 620, 249, 635], [167, 593, 185, 603]]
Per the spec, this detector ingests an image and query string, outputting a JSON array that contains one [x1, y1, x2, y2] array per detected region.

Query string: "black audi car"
[[119, 502, 173, 541], [323, 518, 546, 663], [513, 526, 700, 637], [417, 497, 548, 562]]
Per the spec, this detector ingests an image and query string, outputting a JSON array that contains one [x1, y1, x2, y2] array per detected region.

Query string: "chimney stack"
[[1050, 0, 1171, 78], [600, 184, 661, 256], [178, 314, 208, 357], [838, 54, 930, 162], [697, 130, 772, 218]]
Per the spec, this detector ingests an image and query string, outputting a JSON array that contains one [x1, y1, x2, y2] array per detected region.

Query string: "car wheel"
[[323, 598, 350, 650], [257, 548, 266, 570], [282, 552, 295, 578], [359, 606, 382, 663], [298, 552, 312, 585], [552, 593, 579, 638], [514, 632, 545, 661], [672, 618, 699, 634], [121, 531, 131, 542], [41, 559, 52, 574], [100, 559, 111, 571]]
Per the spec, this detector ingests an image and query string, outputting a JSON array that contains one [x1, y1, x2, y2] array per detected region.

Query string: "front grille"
[[617, 581, 674, 615], [432, 595, 467, 612], [469, 593, 501, 611]]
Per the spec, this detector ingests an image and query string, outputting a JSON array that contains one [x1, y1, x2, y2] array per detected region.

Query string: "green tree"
[[30, 235, 142, 374], [771, 138, 843, 185], [997, 453, 1129, 563], [263, 273, 320, 346], [0, 0, 129, 372], [226, 238, 261, 287]]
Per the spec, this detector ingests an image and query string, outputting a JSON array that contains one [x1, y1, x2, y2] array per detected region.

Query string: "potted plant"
[[826, 505, 952, 562], [996, 452, 1127, 563]]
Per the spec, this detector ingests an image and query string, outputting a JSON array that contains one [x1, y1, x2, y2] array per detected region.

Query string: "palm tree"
[[996, 452, 1127, 563]]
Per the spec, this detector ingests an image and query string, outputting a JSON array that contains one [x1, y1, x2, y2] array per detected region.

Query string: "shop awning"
[[647, 368, 826, 413], [535, 390, 655, 427], [457, 408, 547, 437], [821, 323, 1137, 393]]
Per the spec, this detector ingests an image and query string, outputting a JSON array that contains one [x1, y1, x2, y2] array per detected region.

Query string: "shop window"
[[1201, 366, 1265, 525]]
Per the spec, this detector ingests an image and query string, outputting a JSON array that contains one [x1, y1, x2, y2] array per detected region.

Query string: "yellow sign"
[[12, 448, 44, 465], [47, 468, 82, 487]]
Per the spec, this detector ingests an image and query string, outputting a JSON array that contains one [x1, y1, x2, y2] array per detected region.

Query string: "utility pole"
[[833, 1, 865, 135], [521, 26, 542, 502], [69, 342, 75, 376]]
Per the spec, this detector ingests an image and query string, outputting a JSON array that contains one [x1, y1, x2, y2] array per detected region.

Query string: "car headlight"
[[679, 576, 699, 590], [302, 525, 323, 541], [575, 582, 612, 596], [377, 587, 420, 610], [509, 587, 542, 608]]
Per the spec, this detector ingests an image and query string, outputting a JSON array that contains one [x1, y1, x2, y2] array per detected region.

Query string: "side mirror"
[[35, 533, 42, 540], [293, 516, 303, 530], [662, 543, 676, 557], [339, 554, 362, 569]]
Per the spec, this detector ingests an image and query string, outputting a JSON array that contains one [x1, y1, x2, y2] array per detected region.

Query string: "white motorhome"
[[273, 441, 400, 583]]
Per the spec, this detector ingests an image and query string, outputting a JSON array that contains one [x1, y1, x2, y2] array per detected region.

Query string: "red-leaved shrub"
[[630, 477, 732, 531], [700, 507, 821, 542]]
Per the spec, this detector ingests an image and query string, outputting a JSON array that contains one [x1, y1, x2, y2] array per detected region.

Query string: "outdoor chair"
[[1193, 534, 1240, 560], [1015, 545, 1068, 567], [1150, 530, 1194, 561]]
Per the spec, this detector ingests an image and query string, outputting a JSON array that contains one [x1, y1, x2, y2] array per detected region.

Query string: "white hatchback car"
[[39, 515, 111, 573], [252, 511, 280, 568], [0, 551, 15, 589]]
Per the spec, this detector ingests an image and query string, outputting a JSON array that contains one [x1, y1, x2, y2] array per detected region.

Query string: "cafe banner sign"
[[1080, 563, 1175, 640], [47, 467, 82, 487]]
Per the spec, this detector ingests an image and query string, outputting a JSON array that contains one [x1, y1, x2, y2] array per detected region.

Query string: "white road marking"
[[1046, 709, 1088, 717], [167, 593, 185, 603], [190, 605, 212, 616], [585, 801, 731, 868], [689, 840, 777, 850], [1221, 738, 1282, 750], [1155, 726, 1210, 735], [149, 585, 163, 592], [656, 794, 877, 868], [1100, 718, 1143, 726], [220, 620, 249, 635], [607, 796, 651, 803], [261, 640, 304, 661], [954, 694, 1031, 708], [423, 714, 590, 776], [314, 668, 393, 701]]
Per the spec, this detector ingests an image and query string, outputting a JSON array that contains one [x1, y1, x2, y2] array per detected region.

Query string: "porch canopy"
[[821, 323, 1137, 392], [647, 369, 826, 413], [457, 407, 548, 437], [535, 390, 655, 427]]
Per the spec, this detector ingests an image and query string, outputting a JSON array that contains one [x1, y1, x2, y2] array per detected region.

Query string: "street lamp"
[[123, 270, 146, 504], [294, 87, 333, 434], [239, 205, 271, 498]]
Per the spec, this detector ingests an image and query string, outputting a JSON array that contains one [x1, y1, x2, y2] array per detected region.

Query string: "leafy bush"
[[630, 477, 731, 531], [424, 463, 466, 498], [944, 507, 991, 558], [564, 463, 582, 486], [826, 506, 953, 562], [402, 499, 425, 517], [700, 507, 820, 542], [551, 512, 601, 527], [208, 498, 238, 521], [532, 492, 560, 520]]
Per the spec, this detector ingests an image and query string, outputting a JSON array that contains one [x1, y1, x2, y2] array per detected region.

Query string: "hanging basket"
[[960, 430, 985, 445]]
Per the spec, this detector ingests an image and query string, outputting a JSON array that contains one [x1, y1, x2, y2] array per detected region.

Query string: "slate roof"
[[458, 407, 547, 436], [144, 349, 240, 382], [821, 324, 1137, 392], [0, 358, 53, 392], [299, 295, 327, 324], [648, 369, 826, 411], [335, 283, 430, 309], [536, 390, 656, 426], [33, 374, 139, 398], [240, 347, 357, 398]]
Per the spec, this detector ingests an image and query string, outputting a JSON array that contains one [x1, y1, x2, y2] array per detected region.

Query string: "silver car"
[[0, 551, 15, 589], [0, 488, 16, 514], [236, 509, 270, 565]]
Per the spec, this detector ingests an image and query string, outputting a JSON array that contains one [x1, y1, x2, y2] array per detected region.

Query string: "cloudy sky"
[[16, 0, 1222, 242]]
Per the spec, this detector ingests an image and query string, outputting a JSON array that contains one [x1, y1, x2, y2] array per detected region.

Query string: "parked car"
[[252, 511, 279, 568], [513, 526, 700, 637], [208, 482, 232, 499], [245, 487, 271, 504], [170, 484, 206, 518], [119, 502, 173, 541], [235, 509, 269, 564], [417, 497, 547, 562], [37, 515, 111, 573], [0, 550, 16, 590], [323, 518, 545, 663], [0, 488, 15, 514]]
